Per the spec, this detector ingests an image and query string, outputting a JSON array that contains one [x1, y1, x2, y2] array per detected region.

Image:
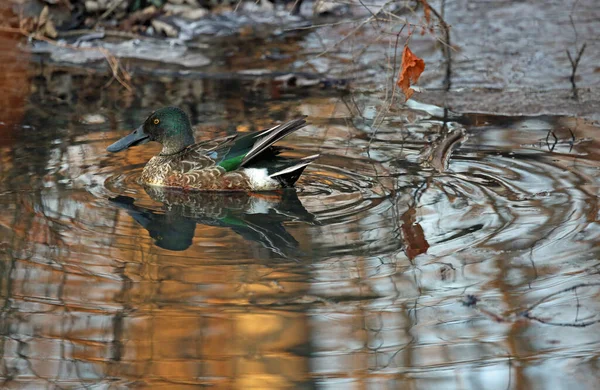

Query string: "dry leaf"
[[421, 0, 431, 25], [38, 6, 49, 29], [401, 207, 429, 260], [44, 19, 58, 38], [420, 0, 432, 34], [151, 19, 178, 38], [397, 45, 425, 101]]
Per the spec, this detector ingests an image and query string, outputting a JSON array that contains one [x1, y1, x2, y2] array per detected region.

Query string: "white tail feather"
[[269, 154, 320, 178], [241, 118, 307, 167]]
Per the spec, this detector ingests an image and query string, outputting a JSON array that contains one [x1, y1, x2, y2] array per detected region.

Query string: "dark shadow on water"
[[110, 187, 318, 257]]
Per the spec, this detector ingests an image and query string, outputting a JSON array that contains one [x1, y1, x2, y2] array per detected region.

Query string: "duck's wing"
[[162, 118, 310, 178], [165, 135, 238, 174], [190, 134, 237, 152], [216, 118, 308, 172]]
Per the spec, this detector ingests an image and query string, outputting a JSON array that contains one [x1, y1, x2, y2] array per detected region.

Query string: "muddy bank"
[[4, 0, 600, 119]]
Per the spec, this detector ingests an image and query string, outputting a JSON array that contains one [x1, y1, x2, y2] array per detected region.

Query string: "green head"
[[107, 107, 195, 155]]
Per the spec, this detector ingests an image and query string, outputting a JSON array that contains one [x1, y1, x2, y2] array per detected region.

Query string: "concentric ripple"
[[306, 114, 600, 301]]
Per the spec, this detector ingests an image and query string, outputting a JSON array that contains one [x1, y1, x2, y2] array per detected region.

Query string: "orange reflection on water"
[[0, 29, 30, 147]]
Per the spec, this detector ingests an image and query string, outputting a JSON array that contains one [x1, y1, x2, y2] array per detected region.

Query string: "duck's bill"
[[106, 125, 150, 152]]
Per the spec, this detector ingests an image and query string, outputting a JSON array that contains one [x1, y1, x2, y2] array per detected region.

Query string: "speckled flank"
[[141, 153, 260, 191]]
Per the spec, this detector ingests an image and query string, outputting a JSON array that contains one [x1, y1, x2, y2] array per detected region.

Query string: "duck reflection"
[[110, 186, 318, 256]]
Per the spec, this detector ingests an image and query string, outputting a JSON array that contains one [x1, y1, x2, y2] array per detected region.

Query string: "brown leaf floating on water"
[[401, 207, 429, 260], [397, 45, 425, 101]]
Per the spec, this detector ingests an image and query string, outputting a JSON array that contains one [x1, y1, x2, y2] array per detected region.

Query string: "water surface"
[[1, 29, 600, 389]]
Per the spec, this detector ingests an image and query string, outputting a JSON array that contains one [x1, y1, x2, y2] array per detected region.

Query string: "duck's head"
[[107, 107, 195, 155]]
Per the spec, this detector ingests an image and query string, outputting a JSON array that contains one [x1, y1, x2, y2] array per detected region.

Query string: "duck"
[[106, 107, 319, 191]]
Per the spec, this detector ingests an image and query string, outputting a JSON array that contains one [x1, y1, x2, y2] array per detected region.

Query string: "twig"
[[301, 0, 397, 65], [520, 282, 600, 327], [98, 0, 126, 22], [567, 1, 586, 100], [566, 43, 586, 100], [289, 0, 302, 15], [284, 18, 365, 32], [234, 0, 244, 12], [421, 0, 451, 90], [545, 130, 558, 152], [371, 24, 406, 131], [522, 312, 600, 328], [356, 0, 380, 29], [58, 28, 142, 40], [567, 127, 575, 152]]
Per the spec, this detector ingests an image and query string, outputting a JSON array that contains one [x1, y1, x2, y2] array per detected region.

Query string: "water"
[[2, 13, 600, 390]]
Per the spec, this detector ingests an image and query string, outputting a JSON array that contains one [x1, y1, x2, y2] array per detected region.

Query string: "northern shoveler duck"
[[106, 107, 318, 191]]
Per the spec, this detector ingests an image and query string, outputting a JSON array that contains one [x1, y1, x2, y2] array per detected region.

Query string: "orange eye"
[[153, 118, 160, 125]]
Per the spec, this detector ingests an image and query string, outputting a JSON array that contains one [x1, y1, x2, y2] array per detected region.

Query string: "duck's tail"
[[269, 154, 320, 187], [217, 117, 318, 185], [240, 117, 308, 167]]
